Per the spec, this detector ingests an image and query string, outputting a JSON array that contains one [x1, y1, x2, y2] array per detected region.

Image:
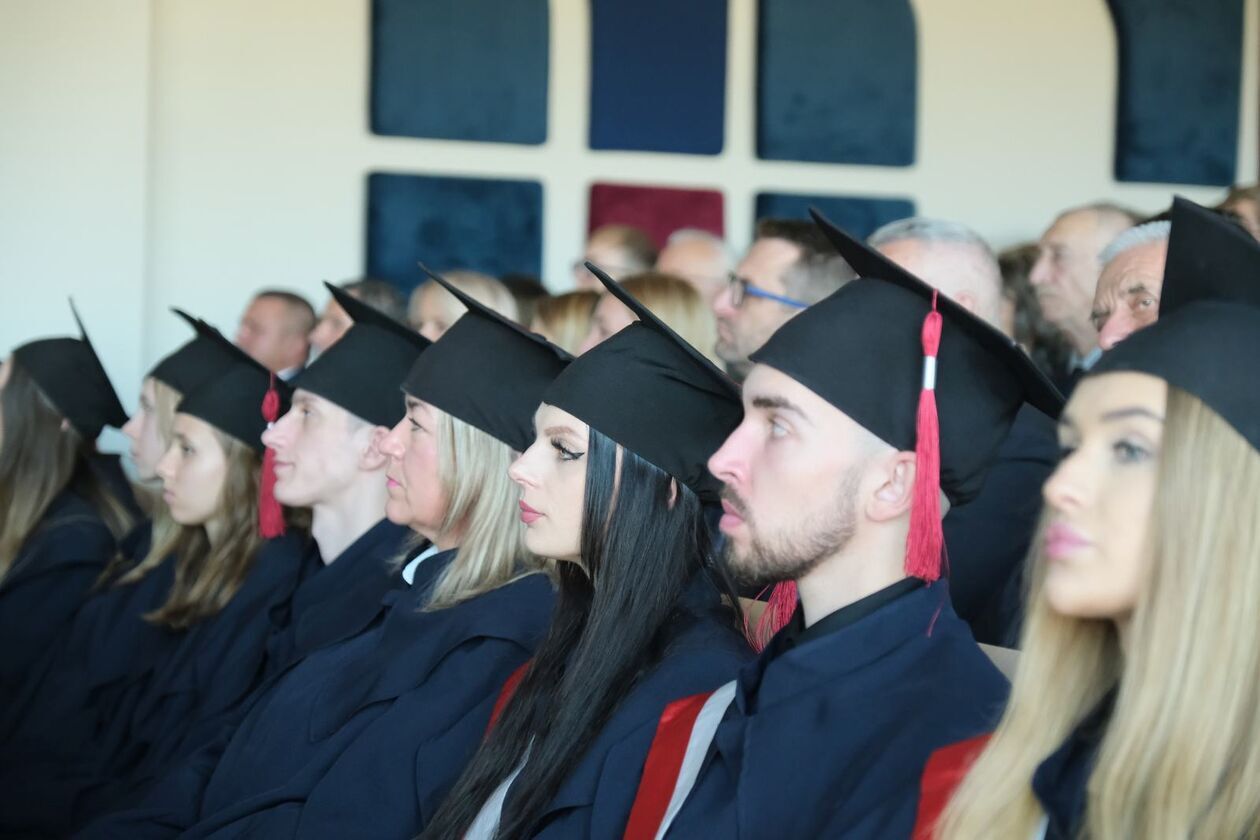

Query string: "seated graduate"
[[0, 302, 135, 691], [0, 310, 243, 764], [81, 271, 565, 839], [257, 280, 427, 675], [929, 200, 1260, 840], [622, 210, 1064, 840], [421, 264, 754, 840]]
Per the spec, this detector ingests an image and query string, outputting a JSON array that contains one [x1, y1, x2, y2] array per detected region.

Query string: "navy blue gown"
[[0, 490, 120, 693], [502, 577, 754, 840], [662, 580, 1009, 839], [1031, 692, 1113, 840], [81, 550, 556, 839]]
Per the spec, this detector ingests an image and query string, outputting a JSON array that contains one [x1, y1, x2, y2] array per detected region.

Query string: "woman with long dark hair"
[[80, 274, 566, 839], [0, 304, 135, 691], [422, 265, 753, 839]]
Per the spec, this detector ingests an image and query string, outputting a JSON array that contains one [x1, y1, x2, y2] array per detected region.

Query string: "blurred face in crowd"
[[1030, 209, 1130, 351], [712, 237, 803, 380], [1223, 196, 1260, 239], [308, 298, 352, 357], [708, 365, 901, 589], [236, 295, 310, 374], [577, 293, 636, 354], [656, 237, 729, 302], [1041, 372, 1164, 622], [1090, 238, 1168, 351], [122, 377, 167, 481], [262, 389, 383, 508], [378, 397, 450, 541], [508, 403, 588, 563], [410, 284, 458, 342], [156, 414, 229, 527]]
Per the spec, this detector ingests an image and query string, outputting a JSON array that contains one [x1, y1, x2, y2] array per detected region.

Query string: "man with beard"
[[620, 212, 1063, 840]]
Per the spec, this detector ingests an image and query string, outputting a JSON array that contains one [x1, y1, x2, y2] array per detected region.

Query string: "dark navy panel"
[[370, 0, 548, 144], [589, 0, 727, 154], [755, 192, 915, 242], [1107, 0, 1242, 186], [758, 0, 917, 166], [365, 173, 543, 291]]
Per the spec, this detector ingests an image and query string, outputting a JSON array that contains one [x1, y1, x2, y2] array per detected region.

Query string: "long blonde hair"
[[423, 407, 551, 610], [532, 291, 599, 355], [938, 386, 1260, 839], [621, 271, 719, 364], [142, 431, 269, 629]]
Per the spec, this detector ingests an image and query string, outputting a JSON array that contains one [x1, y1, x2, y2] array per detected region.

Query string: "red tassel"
[[906, 292, 943, 582], [259, 374, 286, 539], [751, 580, 798, 651]]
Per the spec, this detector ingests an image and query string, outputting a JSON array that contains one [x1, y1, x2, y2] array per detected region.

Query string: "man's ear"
[[360, 426, 389, 471], [866, 450, 917, 523]]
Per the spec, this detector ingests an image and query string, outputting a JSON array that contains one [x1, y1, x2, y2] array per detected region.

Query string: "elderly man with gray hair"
[[1088, 220, 1171, 351], [655, 228, 734, 302], [868, 216, 1058, 648]]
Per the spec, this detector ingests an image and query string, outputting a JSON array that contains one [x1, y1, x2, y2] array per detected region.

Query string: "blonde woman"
[[577, 269, 720, 364], [408, 269, 519, 339], [530, 290, 599, 355], [84, 274, 568, 839], [932, 226, 1260, 838]]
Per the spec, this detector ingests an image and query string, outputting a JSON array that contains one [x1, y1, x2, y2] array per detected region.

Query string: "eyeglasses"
[[726, 273, 809, 309]]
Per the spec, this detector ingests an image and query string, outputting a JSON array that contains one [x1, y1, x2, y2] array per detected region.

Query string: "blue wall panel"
[[756, 192, 915, 242], [589, 0, 727, 154], [758, 0, 917, 166], [366, 173, 543, 291], [371, 0, 548, 144], [1107, 0, 1242, 186]]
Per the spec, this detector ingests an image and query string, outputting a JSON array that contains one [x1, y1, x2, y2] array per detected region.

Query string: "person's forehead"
[[1065, 371, 1167, 422], [1097, 242, 1167, 293]]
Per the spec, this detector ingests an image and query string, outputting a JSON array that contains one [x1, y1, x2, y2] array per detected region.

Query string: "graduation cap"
[[10, 300, 128, 440], [543, 262, 744, 503], [1089, 198, 1260, 453], [174, 319, 292, 537], [291, 282, 431, 427], [402, 265, 571, 452], [1159, 196, 1260, 314], [148, 309, 243, 396], [751, 209, 1064, 583]]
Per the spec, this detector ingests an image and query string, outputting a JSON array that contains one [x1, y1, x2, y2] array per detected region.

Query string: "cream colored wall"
[[1, 0, 1256, 435]]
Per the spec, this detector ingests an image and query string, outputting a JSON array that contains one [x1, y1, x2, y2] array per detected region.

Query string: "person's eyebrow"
[[404, 396, 422, 410], [750, 394, 810, 422], [543, 425, 579, 438], [1123, 283, 1154, 297], [1101, 407, 1164, 424]]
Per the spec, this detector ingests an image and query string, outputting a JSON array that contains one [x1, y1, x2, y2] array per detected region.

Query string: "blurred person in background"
[[308, 278, 406, 357], [235, 290, 315, 380], [530, 290, 598, 355], [572, 223, 657, 289], [655, 228, 733, 302], [577, 270, 720, 365], [407, 270, 518, 341]]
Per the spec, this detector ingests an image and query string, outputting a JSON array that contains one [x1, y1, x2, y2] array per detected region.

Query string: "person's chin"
[[383, 500, 409, 526]]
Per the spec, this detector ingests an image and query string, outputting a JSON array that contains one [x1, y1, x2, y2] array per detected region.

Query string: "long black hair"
[[422, 426, 741, 838]]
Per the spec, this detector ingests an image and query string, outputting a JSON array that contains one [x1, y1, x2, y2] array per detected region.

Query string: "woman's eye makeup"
[[550, 438, 585, 461], [1112, 437, 1154, 464]]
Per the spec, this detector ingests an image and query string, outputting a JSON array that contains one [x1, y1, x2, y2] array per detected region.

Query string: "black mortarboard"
[[1159, 196, 1260, 314], [543, 262, 744, 503], [175, 322, 292, 455], [1089, 197, 1260, 452], [292, 282, 431, 427], [749, 210, 1063, 583], [402, 266, 571, 451], [11, 300, 128, 440], [148, 309, 242, 396]]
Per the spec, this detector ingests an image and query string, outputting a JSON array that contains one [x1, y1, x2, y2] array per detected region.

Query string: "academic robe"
[[81, 550, 556, 840], [0, 489, 119, 692], [459, 574, 753, 840], [1030, 693, 1112, 840], [0, 520, 169, 748], [660, 580, 1009, 839], [943, 405, 1058, 646], [261, 518, 409, 677]]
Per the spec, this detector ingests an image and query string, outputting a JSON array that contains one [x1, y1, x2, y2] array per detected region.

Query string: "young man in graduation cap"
[[622, 210, 1064, 839], [258, 281, 430, 673]]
